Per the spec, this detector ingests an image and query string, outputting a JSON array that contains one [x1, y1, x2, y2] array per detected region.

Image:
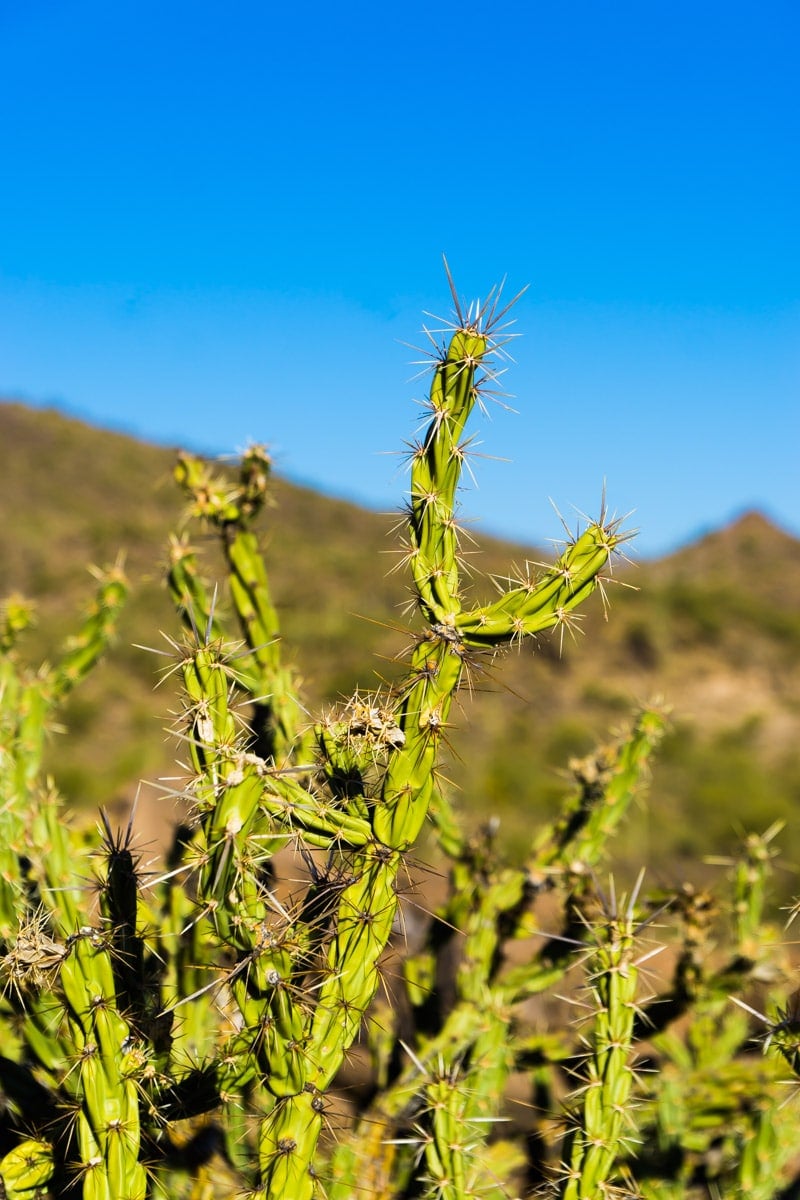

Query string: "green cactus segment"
[[374, 634, 463, 849], [731, 822, 782, 957], [738, 1106, 784, 1200], [0, 594, 36, 654], [456, 522, 623, 649], [0, 568, 127, 943], [560, 896, 641, 1199], [417, 1035, 519, 1200], [226, 519, 305, 766], [167, 535, 228, 648], [174, 446, 308, 766], [0, 566, 127, 804], [0, 1137, 54, 1198], [379, 311, 625, 859], [58, 932, 147, 1200], [260, 771, 372, 847], [422, 1065, 475, 1200], [181, 645, 276, 950], [420, 1004, 516, 1200], [530, 706, 667, 883], [408, 328, 488, 624], [33, 785, 86, 931], [306, 849, 400, 1089], [50, 564, 128, 702], [256, 1092, 323, 1200]]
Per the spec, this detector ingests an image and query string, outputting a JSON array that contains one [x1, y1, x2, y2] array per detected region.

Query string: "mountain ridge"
[[5, 396, 794, 564]]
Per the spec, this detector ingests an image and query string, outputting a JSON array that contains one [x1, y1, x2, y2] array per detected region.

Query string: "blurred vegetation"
[[2, 399, 799, 896]]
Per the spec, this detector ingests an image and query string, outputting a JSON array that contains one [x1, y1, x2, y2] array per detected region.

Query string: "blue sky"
[[1, 0, 797, 557]]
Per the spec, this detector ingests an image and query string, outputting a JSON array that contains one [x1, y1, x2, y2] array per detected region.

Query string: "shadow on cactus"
[[1, 267, 799, 1199]]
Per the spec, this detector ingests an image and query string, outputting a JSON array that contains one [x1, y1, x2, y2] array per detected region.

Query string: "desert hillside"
[[2, 400, 798, 889]]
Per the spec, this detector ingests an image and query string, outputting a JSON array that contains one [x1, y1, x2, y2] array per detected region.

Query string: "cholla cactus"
[[0, 270, 797, 1200]]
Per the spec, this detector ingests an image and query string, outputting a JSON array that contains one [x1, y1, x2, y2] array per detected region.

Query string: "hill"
[[2, 400, 799, 889]]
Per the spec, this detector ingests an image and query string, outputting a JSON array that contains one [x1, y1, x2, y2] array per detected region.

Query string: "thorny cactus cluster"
[[1, 274, 799, 1199]]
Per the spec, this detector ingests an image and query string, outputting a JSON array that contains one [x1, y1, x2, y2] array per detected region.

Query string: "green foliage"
[[1, 275, 799, 1199]]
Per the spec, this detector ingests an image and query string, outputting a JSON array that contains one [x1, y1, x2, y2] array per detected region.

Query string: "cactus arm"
[[529, 705, 667, 884], [166, 534, 228, 648], [173, 446, 311, 766], [57, 931, 147, 1200], [456, 521, 626, 648], [0, 568, 127, 941], [559, 888, 641, 1199], [49, 563, 128, 703]]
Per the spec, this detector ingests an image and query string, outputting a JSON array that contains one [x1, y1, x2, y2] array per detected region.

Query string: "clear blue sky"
[[2, 1, 798, 557]]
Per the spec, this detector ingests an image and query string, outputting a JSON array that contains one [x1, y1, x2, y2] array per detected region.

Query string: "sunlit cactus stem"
[[172, 444, 310, 765], [560, 880, 643, 1199], [0, 567, 128, 939], [407, 324, 489, 623]]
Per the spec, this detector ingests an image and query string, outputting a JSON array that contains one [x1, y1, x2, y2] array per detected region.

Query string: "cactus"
[[0, 269, 798, 1199], [558, 877, 643, 1199]]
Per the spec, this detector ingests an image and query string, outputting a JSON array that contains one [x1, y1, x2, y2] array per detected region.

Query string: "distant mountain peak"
[[726, 508, 790, 537]]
